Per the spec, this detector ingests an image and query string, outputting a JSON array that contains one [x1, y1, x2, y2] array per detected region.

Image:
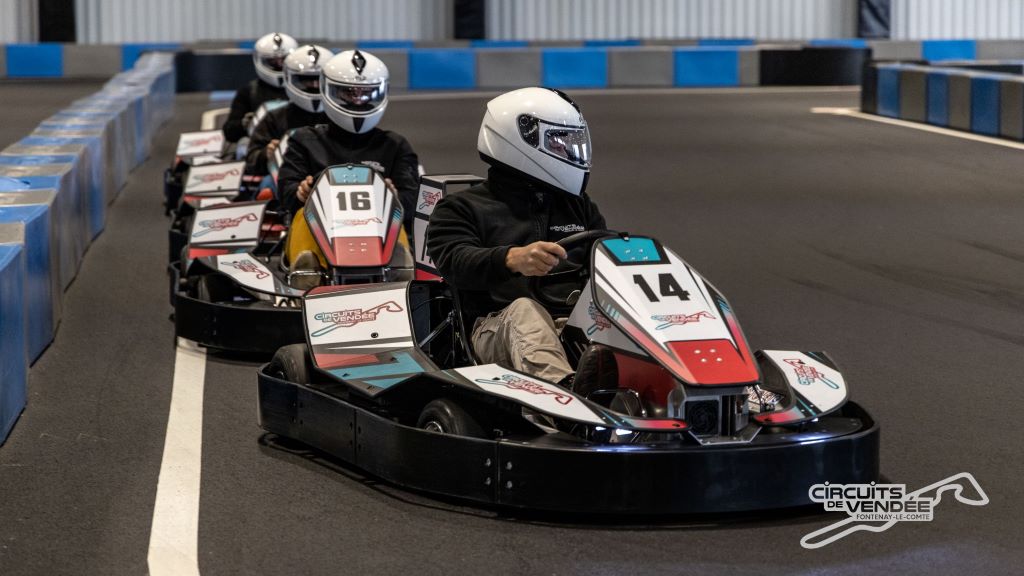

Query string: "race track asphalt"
[[1, 86, 1022, 576], [0, 80, 105, 150]]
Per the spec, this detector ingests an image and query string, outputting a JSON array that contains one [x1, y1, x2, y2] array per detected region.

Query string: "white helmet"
[[321, 50, 389, 134], [478, 87, 592, 196], [253, 32, 298, 87], [284, 45, 334, 113]]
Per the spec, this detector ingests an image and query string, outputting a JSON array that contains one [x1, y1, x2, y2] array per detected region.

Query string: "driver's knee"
[[503, 297, 557, 330]]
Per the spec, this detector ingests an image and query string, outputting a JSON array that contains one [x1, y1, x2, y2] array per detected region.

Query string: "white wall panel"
[[485, 0, 858, 40], [0, 0, 37, 43], [73, 0, 452, 44], [892, 0, 1024, 39]]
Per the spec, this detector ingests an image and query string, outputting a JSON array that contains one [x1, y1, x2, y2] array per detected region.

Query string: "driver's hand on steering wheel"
[[265, 138, 280, 159], [297, 175, 314, 204], [505, 241, 567, 276]]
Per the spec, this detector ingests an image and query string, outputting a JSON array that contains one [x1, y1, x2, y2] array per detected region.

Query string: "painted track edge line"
[[811, 107, 1024, 151], [147, 338, 207, 576]]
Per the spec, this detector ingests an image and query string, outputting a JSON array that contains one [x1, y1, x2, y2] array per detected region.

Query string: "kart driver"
[[277, 49, 420, 282], [244, 44, 333, 176], [222, 32, 298, 143], [426, 87, 616, 390]]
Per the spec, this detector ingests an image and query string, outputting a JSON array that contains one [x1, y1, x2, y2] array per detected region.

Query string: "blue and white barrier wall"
[[0, 52, 175, 445], [869, 62, 1024, 142]]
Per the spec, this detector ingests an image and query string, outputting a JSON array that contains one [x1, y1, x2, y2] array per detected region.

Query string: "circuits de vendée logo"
[[800, 473, 989, 549]]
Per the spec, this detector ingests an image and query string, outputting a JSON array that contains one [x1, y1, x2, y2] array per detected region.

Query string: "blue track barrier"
[[866, 62, 1024, 143], [0, 205, 53, 360], [13, 136, 104, 239], [542, 48, 608, 88], [0, 171, 84, 282], [0, 243, 27, 445], [409, 49, 477, 90], [0, 51, 176, 445], [970, 75, 1002, 136], [877, 66, 902, 118], [5, 43, 63, 77], [674, 47, 740, 87], [927, 70, 950, 126], [922, 40, 976, 62]]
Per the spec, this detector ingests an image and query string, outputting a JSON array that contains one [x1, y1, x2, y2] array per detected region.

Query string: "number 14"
[[633, 273, 690, 302]]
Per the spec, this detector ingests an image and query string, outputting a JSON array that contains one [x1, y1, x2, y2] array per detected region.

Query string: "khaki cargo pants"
[[471, 297, 573, 383]]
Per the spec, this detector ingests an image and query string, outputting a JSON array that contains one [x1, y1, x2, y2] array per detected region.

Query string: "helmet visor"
[[543, 125, 591, 168], [260, 55, 286, 72], [326, 82, 386, 114], [290, 73, 320, 95]]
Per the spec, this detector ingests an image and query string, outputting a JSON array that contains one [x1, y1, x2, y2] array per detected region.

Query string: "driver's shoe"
[[572, 345, 619, 405], [288, 250, 323, 291]]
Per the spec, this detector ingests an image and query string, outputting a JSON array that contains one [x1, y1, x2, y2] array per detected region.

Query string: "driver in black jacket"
[[244, 44, 333, 177], [222, 32, 296, 143], [427, 88, 613, 389], [277, 49, 420, 278]]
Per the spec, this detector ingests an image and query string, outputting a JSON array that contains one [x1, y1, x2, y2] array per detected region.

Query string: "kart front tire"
[[417, 398, 487, 439], [268, 343, 313, 385]]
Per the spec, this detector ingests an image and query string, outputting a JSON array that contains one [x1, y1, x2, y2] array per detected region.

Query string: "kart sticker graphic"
[[652, 311, 716, 330], [476, 374, 574, 405], [311, 301, 404, 337], [418, 190, 441, 210], [337, 217, 383, 227], [190, 167, 241, 185], [784, 358, 840, 389], [182, 136, 221, 149], [193, 213, 259, 237], [587, 301, 612, 335], [225, 259, 269, 280]]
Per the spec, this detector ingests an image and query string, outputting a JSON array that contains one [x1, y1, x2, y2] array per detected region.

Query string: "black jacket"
[[244, 103, 327, 175], [426, 167, 606, 324], [221, 79, 286, 143], [277, 123, 420, 231]]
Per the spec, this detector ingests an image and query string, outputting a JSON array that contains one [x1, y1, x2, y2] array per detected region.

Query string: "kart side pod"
[[413, 173, 485, 280]]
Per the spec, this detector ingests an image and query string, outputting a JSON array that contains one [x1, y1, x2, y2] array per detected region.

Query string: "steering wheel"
[[529, 229, 621, 310]]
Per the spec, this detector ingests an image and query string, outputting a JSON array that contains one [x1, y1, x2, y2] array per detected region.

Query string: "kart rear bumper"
[[257, 368, 880, 515]]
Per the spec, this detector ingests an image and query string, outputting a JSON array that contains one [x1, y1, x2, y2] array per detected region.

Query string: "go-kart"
[[164, 130, 227, 214], [171, 163, 413, 354], [167, 159, 251, 263], [254, 175, 879, 515]]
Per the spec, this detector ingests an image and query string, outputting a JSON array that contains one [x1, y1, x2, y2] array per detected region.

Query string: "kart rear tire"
[[268, 343, 313, 385], [417, 398, 487, 439]]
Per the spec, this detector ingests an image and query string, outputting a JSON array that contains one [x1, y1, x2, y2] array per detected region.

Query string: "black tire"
[[416, 398, 487, 439], [267, 343, 313, 385]]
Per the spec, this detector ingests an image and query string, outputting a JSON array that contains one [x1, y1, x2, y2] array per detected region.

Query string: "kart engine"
[[667, 384, 754, 443]]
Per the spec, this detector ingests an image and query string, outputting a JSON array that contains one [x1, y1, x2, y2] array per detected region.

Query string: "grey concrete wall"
[[976, 41, 1024, 60], [899, 69, 928, 122], [869, 40, 922, 61], [477, 50, 541, 88], [739, 50, 760, 86], [948, 74, 973, 131], [63, 44, 122, 78], [999, 79, 1024, 140], [608, 48, 673, 87], [374, 50, 408, 90]]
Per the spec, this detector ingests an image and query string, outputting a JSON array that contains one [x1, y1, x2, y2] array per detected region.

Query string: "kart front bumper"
[[257, 368, 880, 515], [171, 265, 304, 355]]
